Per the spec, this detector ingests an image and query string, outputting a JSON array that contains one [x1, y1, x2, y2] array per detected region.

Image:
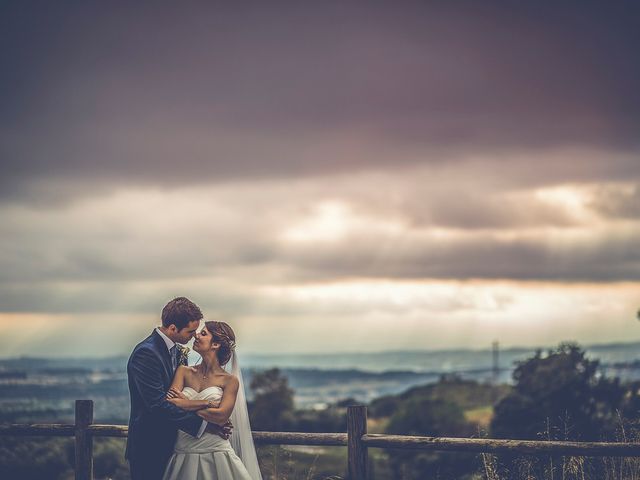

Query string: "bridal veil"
[[226, 350, 263, 480]]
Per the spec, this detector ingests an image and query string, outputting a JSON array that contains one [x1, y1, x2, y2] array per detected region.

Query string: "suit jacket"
[[125, 330, 203, 464]]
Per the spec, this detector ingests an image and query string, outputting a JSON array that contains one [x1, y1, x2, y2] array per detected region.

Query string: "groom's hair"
[[161, 297, 203, 330]]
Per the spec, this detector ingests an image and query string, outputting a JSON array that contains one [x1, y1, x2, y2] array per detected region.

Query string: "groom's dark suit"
[[125, 330, 203, 480]]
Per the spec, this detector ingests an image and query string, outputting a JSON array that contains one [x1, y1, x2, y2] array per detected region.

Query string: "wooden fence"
[[2, 400, 640, 479]]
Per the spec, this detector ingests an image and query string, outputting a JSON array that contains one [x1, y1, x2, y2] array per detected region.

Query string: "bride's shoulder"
[[221, 372, 239, 388], [177, 365, 198, 375]]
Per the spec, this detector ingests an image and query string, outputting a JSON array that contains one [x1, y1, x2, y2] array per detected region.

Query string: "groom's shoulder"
[[134, 332, 156, 348], [127, 333, 157, 361]]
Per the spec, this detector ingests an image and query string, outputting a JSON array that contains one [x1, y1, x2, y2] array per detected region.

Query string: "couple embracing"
[[125, 297, 262, 480]]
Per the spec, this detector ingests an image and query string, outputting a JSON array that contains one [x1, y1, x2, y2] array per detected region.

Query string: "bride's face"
[[193, 326, 218, 354]]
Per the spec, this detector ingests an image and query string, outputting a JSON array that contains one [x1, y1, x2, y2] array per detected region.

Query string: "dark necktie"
[[170, 345, 177, 371]]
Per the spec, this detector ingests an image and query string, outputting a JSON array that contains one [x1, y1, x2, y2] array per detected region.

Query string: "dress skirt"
[[162, 430, 253, 480]]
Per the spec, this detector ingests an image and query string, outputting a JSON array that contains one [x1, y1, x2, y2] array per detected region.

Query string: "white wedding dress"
[[162, 386, 253, 480]]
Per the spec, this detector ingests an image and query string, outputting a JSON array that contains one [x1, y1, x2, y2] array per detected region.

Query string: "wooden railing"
[[2, 400, 640, 479]]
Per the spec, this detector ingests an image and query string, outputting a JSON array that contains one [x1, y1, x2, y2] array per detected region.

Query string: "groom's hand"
[[206, 420, 233, 439]]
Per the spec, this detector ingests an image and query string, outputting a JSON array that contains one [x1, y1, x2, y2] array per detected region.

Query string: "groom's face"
[[174, 320, 200, 344]]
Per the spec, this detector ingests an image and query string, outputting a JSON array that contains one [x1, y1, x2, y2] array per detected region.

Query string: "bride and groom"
[[125, 297, 262, 479]]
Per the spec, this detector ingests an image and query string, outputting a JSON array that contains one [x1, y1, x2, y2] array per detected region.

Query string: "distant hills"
[[2, 340, 640, 416], [2, 339, 640, 373]]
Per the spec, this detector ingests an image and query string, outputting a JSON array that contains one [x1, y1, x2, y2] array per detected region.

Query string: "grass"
[[479, 415, 640, 480], [465, 406, 494, 428], [257, 445, 347, 480]]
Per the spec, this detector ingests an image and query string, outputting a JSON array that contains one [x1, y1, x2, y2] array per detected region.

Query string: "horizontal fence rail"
[[0, 423, 76, 436], [2, 400, 640, 480], [253, 431, 348, 446], [362, 434, 640, 457]]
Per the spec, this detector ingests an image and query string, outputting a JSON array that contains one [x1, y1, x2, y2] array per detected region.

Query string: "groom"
[[125, 297, 230, 479]]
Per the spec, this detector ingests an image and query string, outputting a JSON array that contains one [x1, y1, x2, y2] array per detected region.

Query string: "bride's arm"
[[166, 366, 209, 411], [167, 397, 209, 411], [196, 376, 239, 425], [168, 365, 187, 393]]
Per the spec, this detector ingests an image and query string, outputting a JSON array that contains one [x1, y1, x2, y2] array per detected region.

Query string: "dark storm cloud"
[[2, 224, 639, 314], [0, 280, 266, 315], [281, 231, 640, 283], [0, 166, 637, 301], [2, 207, 639, 293], [0, 0, 638, 314], [1, 1, 639, 201], [364, 188, 584, 230]]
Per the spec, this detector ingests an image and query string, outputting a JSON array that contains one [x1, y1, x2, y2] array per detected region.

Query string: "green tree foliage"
[[369, 394, 401, 418], [491, 342, 628, 441], [384, 391, 477, 479], [386, 396, 470, 437], [294, 407, 345, 433], [249, 368, 296, 431]]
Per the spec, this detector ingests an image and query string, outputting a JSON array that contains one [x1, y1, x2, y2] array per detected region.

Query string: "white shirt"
[[155, 327, 176, 351], [155, 327, 207, 438]]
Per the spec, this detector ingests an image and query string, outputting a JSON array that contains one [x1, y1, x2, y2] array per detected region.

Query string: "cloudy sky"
[[1, 1, 639, 357]]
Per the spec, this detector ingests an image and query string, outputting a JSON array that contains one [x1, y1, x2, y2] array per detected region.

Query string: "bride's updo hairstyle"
[[205, 321, 236, 367]]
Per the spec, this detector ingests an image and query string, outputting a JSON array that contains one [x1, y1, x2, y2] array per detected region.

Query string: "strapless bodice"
[[181, 386, 223, 407]]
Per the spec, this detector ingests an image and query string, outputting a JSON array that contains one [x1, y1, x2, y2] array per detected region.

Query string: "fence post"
[[75, 400, 93, 480], [347, 405, 368, 480]]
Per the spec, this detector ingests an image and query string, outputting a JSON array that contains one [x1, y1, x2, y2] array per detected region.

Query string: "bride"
[[162, 320, 262, 480]]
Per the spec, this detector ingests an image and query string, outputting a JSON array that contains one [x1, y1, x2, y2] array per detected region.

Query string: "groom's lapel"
[[151, 329, 173, 381]]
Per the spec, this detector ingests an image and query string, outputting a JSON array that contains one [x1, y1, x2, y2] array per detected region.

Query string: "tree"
[[248, 368, 296, 431], [369, 394, 401, 418], [385, 396, 476, 479], [491, 342, 626, 441], [386, 396, 470, 437]]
